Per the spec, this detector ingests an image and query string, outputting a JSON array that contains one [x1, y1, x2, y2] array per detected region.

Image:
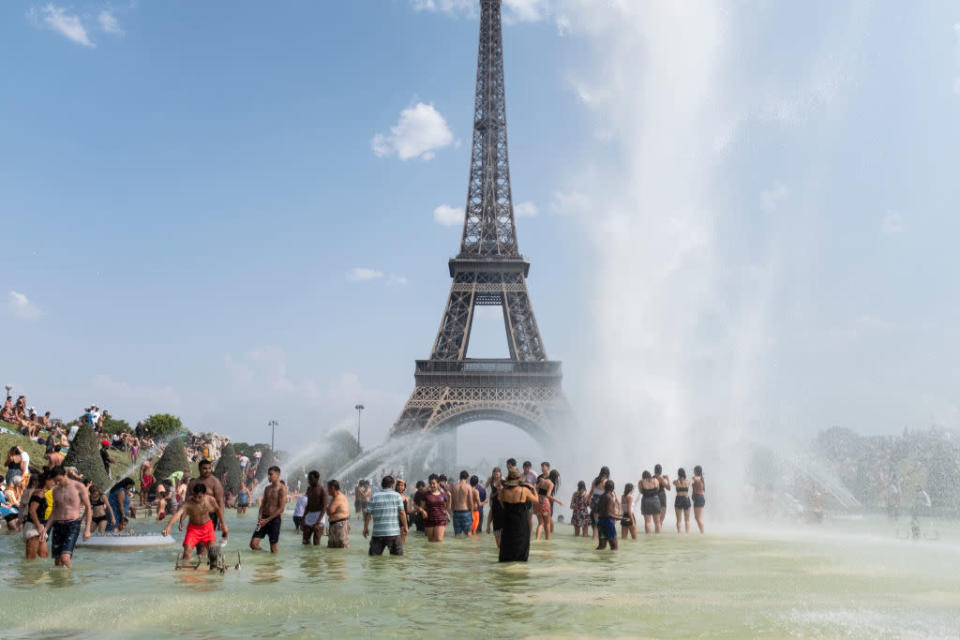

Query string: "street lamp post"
[[354, 404, 364, 450], [268, 419, 278, 452], [4, 385, 11, 400]]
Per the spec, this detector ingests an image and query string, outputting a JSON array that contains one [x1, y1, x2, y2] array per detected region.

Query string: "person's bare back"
[[451, 480, 473, 511]]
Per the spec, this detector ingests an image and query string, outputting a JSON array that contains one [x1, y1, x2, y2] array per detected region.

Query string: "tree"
[[214, 443, 243, 494], [101, 416, 132, 436], [142, 414, 185, 440], [154, 436, 191, 482], [63, 424, 110, 491]]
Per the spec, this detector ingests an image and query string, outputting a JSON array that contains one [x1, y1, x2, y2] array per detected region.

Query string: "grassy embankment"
[[0, 421, 200, 488]]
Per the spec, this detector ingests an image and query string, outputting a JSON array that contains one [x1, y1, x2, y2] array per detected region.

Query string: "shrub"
[[154, 436, 191, 482], [63, 424, 110, 491], [214, 443, 243, 494], [101, 416, 132, 436]]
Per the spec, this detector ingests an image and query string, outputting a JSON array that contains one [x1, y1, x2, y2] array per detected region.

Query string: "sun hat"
[[502, 468, 523, 487]]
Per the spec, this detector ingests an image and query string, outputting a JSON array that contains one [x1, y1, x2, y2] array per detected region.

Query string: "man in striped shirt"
[[362, 475, 408, 556]]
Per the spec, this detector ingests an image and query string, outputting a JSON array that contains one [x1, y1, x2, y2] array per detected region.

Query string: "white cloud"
[[411, 0, 474, 16], [503, 0, 549, 23], [98, 9, 123, 35], [881, 211, 906, 235], [8, 291, 44, 319], [32, 4, 95, 47], [550, 190, 590, 216], [371, 102, 453, 161], [347, 267, 384, 282], [514, 201, 538, 217], [433, 204, 463, 226], [760, 183, 791, 213], [387, 274, 409, 286]]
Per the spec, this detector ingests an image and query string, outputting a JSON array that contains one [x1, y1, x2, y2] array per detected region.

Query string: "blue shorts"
[[453, 510, 472, 535], [597, 517, 617, 540], [51, 519, 82, 557], [693, 494, 705, 508]]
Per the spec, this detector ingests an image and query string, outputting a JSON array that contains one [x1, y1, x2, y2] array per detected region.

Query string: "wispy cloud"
[[98, 9, 123, 35], [514, 201, 538, 218], [433, 204, 463, 226], [372, 102, 453, 161], [550, 190, 590, 216], [8, 291, 44, 319], [411, 0, 474, 16], [346, 267, 384, 282], [30, 4, 95, 47], [91, 374, 180, 408], [881, 211, 906, 235]]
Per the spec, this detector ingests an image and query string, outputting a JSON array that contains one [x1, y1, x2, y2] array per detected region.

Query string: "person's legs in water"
[[675, 507, 683, 533], [684, 507, 691, 532], [694, 505, 704, 533], [50, 519, 82, 568], [643, 514, 653, 534]]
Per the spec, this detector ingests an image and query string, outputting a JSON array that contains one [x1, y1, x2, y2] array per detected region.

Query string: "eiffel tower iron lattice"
[[390, 0, 574, 451]]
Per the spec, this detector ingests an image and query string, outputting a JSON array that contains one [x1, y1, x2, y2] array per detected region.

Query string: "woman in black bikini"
[[639, 471, 662, 534], [88, 484, 115, 533], [620, 483, 638, 539], [692, 465, 706, 533], [674, 468, 691, 533], [654, 463, 670, 529]]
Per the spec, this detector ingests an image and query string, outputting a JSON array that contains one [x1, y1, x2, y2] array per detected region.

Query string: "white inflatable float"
[[79, 533, 177, 549]]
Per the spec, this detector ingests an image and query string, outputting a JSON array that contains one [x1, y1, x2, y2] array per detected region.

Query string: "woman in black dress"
[[498, 468, 538, 562]]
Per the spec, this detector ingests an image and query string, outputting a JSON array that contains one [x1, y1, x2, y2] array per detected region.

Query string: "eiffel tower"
[[390, 0, 573, 458]]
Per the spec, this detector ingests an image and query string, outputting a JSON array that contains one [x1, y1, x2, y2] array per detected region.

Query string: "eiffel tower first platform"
[[389, 0, 574, 454]]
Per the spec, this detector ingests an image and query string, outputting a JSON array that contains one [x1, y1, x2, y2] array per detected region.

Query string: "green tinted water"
[[1, 513, 958, 639]]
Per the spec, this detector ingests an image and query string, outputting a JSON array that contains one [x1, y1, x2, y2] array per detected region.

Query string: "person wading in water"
[[250, 466, 286, 553], [497, 468, 538, 562]]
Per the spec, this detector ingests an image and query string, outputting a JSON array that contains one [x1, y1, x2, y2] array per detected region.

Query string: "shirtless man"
[[186, 460, 225, 532], [163, 483, 228, 563], [326, 479, 351, 549], [450, 470, 479, 538], [44, 446, 65, 469], [41, 466, 92, 568], [301, 471, 327, 546], [250, 466, 286, 553]]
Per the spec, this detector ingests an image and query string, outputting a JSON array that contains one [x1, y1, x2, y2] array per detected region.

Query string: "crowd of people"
[[3, 419, 708, 569]]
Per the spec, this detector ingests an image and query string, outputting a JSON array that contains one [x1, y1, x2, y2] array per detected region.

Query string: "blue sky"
[[2, 1, 958, 462]]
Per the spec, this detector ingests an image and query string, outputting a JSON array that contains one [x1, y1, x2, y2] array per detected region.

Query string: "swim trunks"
[[251, 516, 282, 545], [453, 510, 472, 535], [597, 516, 617, 540], [693, 494, 705, 508], [368, 534, 403, 556], [327, 518, 350, 548], [50, 519, 82, 557], [303, 510, 323, 528], [184, 519, 216, 549], [471, 509, 480, 533]]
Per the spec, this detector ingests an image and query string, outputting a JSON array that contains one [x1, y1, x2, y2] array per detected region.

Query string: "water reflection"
[[249, 561, 282, 585]]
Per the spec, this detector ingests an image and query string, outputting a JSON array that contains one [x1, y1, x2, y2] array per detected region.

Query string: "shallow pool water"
[[1, 512, 958, 639]]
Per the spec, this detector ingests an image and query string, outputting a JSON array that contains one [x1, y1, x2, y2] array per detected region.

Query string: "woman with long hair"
[[590, 466, 610, 540], [620, 482, 638, 539], [569, 480, 590, 536], [419, 474, 449, 542], [88, 484, 115, 533], [692, 465, 706, 533], [22, 473, 50, 560], [674, 468, 692, 533], [534, 463, 564, 541], [639, 471, 662, 534], [654, 463, 670, 529]]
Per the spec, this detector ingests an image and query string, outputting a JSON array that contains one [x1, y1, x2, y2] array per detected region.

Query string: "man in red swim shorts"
[[162, 482, 227, 563]]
